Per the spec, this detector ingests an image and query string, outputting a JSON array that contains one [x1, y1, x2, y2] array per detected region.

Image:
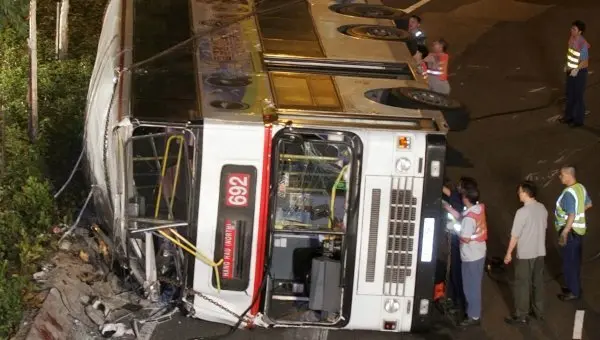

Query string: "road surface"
[[153, 0, 600, 339]]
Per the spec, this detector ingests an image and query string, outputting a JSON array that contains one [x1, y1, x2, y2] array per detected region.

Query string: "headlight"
[[384, 299, 400, 313], [419, 299, 430, 315], [396, 157, 411, 172]]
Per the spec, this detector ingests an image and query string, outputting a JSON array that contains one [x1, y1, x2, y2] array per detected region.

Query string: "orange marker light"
[[397, 136, 411, 149]]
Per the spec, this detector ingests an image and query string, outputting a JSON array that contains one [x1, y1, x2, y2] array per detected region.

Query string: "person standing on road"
[[555, 165, 592, 301], [560, 20, 590, 128], [457, 181, 487, 327], [442, 177, 477, 316], [407, 15, 427, 46], [503, 181, 547, 325], [424, 39, 451, 95]]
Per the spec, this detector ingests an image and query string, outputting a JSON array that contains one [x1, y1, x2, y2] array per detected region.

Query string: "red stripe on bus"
[[251, 124, 272, 315]]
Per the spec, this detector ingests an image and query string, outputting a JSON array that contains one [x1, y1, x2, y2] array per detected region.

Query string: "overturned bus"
[[84, 0, 467, 334]]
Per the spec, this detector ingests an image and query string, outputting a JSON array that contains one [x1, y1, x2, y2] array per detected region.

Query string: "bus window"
[[127, 127, 194, 222]]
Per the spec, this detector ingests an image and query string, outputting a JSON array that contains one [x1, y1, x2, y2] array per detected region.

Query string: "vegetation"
[[0, 1, 105, 337]]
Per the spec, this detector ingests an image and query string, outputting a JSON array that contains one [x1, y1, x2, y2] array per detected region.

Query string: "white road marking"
[[404, 0, 433, 13], [529, 86, 546, 93], [573, 310, 585, 340]]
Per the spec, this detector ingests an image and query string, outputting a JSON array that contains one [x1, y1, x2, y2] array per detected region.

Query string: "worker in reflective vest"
[[560, 20, 590, 128], [424, 39, 451, 95], [457, 180, 486, 327], [407, 15, 427, 46], [460, 205, 488, 244], [555, 165, 592, 301]]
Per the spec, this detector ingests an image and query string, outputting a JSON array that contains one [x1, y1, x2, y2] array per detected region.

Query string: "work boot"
[[504, 315, 528, 326]]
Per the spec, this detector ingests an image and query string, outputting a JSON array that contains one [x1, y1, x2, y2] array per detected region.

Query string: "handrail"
[[130, 222, 189, 234], [328, 165, 349, 229], [154, 135, 184, 218], [152, 134, 224, 292]]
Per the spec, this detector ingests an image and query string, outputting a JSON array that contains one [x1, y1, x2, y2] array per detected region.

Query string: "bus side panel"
[[191, 121, 265, 326]]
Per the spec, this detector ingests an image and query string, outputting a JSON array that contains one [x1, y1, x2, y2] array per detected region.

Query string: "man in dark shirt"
[[408, 15, 427, 46], [442, 177, 477, 314]]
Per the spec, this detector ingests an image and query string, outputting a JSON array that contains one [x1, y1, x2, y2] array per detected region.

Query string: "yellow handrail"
[[152, 134, 224, 292], [154, 135, 184, 218], [328, 165, 348, 229]]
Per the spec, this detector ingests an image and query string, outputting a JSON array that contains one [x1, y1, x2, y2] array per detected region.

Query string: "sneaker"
[[558, 292, 580, 301], [459, 317, 481, 327]]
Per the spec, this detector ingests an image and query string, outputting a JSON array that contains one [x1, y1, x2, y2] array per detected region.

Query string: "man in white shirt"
[[504, 181, 547, 325]]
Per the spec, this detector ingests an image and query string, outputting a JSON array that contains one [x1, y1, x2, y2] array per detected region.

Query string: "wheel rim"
[[345, 25, 409, 41], [210, 100, 250, 110], [405, 89, 458, 108], [206, 75, 252, 87]]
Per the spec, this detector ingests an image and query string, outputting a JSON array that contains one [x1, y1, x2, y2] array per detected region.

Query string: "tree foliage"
[[0, 0, 28, 36], [0, 1, 105, 337]]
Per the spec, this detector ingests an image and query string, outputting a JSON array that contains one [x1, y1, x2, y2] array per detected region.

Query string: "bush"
[[0, 261, 25, 338], [0, 1, 105, 337]]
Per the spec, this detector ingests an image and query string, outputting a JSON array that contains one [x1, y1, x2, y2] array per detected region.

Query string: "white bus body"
[[84, 0, 464, 334]]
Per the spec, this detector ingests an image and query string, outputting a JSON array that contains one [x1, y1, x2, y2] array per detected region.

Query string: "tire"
[[394, 87, 463, 110], [390, 87, 470, 132]]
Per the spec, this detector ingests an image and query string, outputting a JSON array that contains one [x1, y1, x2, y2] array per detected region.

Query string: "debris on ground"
[[11, 226, 175, 340]]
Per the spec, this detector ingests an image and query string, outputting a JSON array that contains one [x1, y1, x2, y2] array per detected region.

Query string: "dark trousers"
[[562, 231, 583, 297], [564, 68, 588, 124], [513, 257, 544, 318], [448, 234, 465, 310]]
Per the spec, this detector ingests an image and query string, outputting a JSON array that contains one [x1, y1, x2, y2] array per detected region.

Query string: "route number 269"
[[225, 173, 250, 207]]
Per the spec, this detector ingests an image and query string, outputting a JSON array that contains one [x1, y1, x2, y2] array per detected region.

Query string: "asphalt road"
[[153, 0, 600, 339]]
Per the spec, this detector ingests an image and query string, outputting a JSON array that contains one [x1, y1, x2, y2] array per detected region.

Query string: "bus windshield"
[[272, 132, 354, 233]]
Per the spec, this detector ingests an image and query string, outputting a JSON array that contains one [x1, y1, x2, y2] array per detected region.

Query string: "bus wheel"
[[342, 25, 409, 41], [394, 87, 463, 110], [330, 4, 405, 20]]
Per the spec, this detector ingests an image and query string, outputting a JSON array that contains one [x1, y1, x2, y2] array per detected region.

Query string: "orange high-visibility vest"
[[426, 53, 449, 81], [461, 204, 488, 243]]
